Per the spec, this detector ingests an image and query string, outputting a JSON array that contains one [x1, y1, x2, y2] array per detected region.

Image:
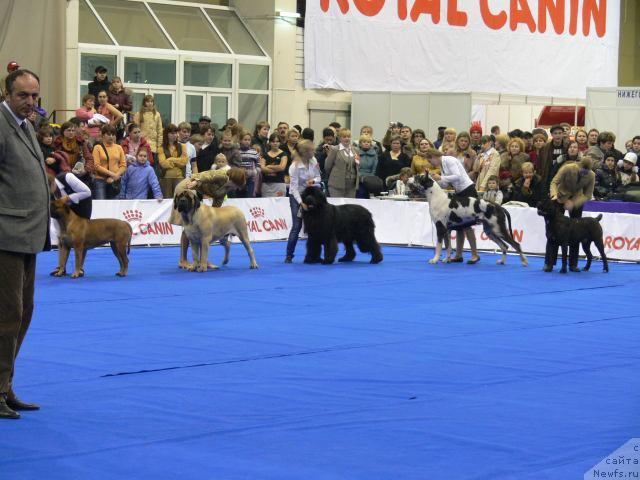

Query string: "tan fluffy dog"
[[50, 198, 133, 278], [174, 190, 258, 272]]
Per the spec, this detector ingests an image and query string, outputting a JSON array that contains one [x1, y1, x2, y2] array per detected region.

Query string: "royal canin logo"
[[245, 205, 288, 233], [122, 209, 174, 236], [249, 206, 265, 219]]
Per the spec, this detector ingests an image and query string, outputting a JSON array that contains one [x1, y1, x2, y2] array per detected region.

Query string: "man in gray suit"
[[0, 69, 50, 419]]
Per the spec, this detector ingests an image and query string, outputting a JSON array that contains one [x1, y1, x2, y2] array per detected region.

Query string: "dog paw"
[[603, 268, 609, 273], [521, 260, 529, 267], [186, 264, 197, 272], [496, 259, 505, 265], [570, 267, 581, 273], [338, 256, 354, 262], [321, 259, 334, 265], [542, 265, 553, 272], [222, 259, 229, 266], [559, 268, 567, 274], [115, 272, 126, 277], [250, 263, 259, 269], [428, 258, 439, 264], [178, 261, 193, 270]]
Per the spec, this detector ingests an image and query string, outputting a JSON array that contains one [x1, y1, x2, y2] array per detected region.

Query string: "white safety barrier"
[[50, 198, 640, 262]]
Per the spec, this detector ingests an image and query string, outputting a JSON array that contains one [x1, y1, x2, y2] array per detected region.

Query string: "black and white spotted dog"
[[409, 173, 528, 266]]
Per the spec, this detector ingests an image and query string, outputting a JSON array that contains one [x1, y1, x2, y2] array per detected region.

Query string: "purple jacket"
[[119, 161, 162, 199]]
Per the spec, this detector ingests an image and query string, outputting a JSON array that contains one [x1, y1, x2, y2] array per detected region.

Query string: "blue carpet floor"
[[1, 242, 638, 479]]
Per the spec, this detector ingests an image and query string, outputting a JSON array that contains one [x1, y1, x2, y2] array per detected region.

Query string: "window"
[[80, 54, 117, 82], [205, 9, 264, 56], [79, 0, 113, 45], [184, 62, 231, 89], [185, 95, 203, 124], [239, 64, 269, 90], [125, 58, 176, 85], [89, 0, 173, 49], [238, 94, 268, 131]]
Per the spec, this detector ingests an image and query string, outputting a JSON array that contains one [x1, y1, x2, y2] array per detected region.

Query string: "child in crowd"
[[238, 132, 260, 198], [482, 175, 503, 204], [618, 152, 639, 186], [190, 134, 204, 155], [385, 167, 413, 195], [37, 125, 55, 159], [214, 153, 231, 173], [119, 148, 162, 200], [528, 133, 547, 171], [594, 155, 618, 199]]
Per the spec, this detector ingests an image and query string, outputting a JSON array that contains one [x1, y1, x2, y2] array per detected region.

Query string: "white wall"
[[586, 87, 640, 145]]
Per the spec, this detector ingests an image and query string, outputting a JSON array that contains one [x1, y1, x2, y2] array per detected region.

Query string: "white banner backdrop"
[[51, 198, 640, 262], [304, 0, 620, 98]]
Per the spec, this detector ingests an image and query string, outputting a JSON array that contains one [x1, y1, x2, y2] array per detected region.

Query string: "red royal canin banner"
[[304, 0, 620, 98], [51, 198, 640, 262]]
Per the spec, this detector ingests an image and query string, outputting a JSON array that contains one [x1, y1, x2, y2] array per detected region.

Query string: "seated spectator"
[[119, 148, 162, 200], [482, 175, 503, 205], [37, 125, 55, 159], [356, 134, 379, 198], [587, 131, 622, 169], [512, 162, 544, 207], [92, 125, 127, 199], [594, 155, 619, 200], [618, 152, 639, 186]]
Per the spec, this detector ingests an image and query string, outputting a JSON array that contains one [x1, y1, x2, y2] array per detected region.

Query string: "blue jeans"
[[93, 179, 107, 199], [286, 196, 303, 258]]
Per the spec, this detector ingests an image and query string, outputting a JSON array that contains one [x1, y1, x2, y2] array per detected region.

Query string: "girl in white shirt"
[[285, 139, 322, 263], [425, 149, 480, 264]]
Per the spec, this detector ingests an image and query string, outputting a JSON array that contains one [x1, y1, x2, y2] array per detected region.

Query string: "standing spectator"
[[198, 115, 212, 135], [315, 127, 336, 177], [87, 66, 109, 98], [424, 148, 480, 264], [0, 69, 50, 419], [195, 126, 218, 173], [325, 128, 359, 198], [538, 124, 566, 190], [133, 95, 163, 156], [260, 133, 288, 197], [454, 131, 477, 174], [550, 140, 581, 183], [493, 134, 509, 155], [499, 137, 528, 200], [438, 128, 456, 154], [54, 121, 94, 175], [412, 138, 439, 176], [433, 126, 446, 150], [281, 128, 300, 176], [218, 131, 241, 168], [587, 128, 599, 147], [512, 162, 544, 207], [96, 90, 124, 128], [400, 125, 414, 156], [357, 134, 380, 198], [75, 94, 104, 140], [529, 133, 547, 171], [630, 136, 640, 158], [157, 124, 188, 198], [491, 125, 501, 136], [276, 121, 289, 144], [469, 123, 483, 153], [107, 76, 131, 140], [92, 125, 126, 199], [475, 135, 501, 193], [177, 122, 197, 175], [360, 125, 383, 155], [119, 148, 162, 200], [574, 128, 589, 153], [522, 131, 534, 155], [120, 123, 154, 166], [376, 135, 411, 186], [238, 131, 260, 198], [482, 176, 503, 205], [252, 121, 270, 156], [285, 140, 322, 263]]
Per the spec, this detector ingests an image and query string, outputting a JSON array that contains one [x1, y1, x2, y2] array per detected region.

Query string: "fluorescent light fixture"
[[277, 11, 300, 18]]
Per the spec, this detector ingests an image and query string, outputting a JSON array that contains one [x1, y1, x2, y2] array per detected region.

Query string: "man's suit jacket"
[[0, 104, 50, 253]]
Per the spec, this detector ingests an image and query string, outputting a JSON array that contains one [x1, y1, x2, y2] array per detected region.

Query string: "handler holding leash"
[[424, 149, 480, 264], [0, 69, 50, 419]]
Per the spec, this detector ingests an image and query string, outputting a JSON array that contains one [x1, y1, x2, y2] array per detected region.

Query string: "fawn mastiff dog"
[[50, 198, 132, 278], [174, 190, 258, 272]]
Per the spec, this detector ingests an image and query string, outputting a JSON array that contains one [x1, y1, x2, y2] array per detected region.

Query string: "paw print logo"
[[123, 209, 144, 224], [249, 206, 265, 219]]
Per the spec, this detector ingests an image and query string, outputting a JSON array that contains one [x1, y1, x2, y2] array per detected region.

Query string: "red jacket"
[[120, 136, 155, 166]]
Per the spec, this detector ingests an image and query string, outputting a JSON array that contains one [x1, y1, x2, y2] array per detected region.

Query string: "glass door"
[[183, 92, 230, 132], [208, 94, 229, 132]]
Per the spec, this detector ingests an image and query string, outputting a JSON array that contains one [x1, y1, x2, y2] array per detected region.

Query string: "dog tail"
[[503, 206, 514, 236], [127, 224, 132, 254], [595, 214, 603, 222]]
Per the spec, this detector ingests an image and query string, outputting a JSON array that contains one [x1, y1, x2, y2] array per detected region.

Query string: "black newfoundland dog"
[[301, 186, 383, 264]]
